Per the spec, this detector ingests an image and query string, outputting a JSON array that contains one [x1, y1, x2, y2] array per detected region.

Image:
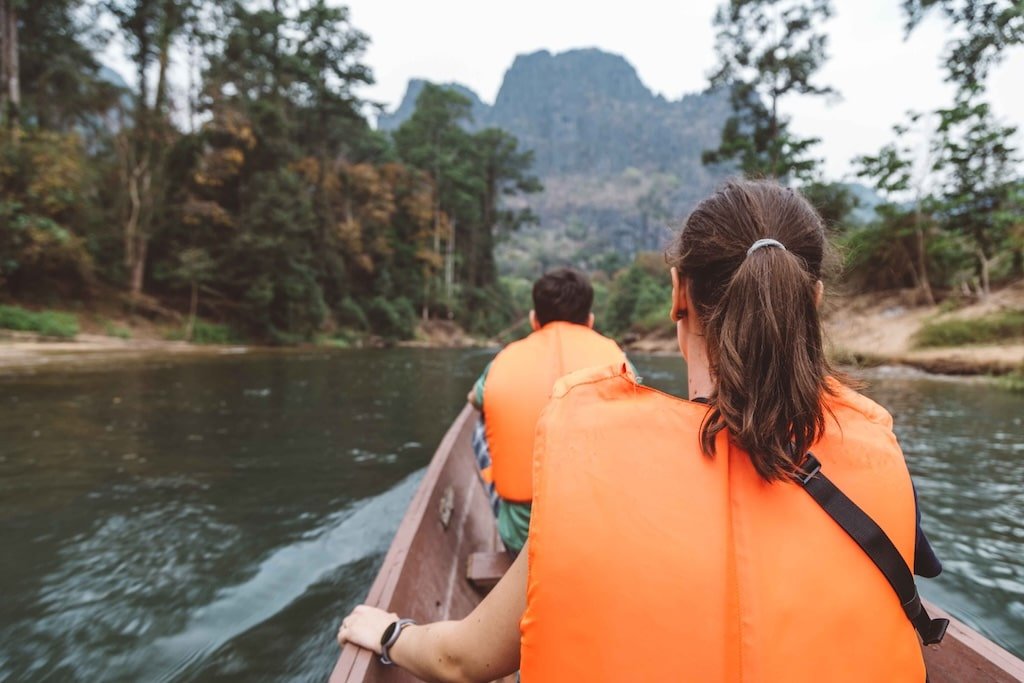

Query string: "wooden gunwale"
[[329, 405, 1024, 682]]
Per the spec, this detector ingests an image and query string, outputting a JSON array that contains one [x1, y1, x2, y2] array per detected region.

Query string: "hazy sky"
[[340, 0, 1024, 180]]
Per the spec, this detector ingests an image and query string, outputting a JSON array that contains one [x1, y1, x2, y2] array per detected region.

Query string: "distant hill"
[[378, 79, 491, 133], [380, 48, 734, 275]]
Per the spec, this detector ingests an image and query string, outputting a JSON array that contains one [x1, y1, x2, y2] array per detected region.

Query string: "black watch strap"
[[380, 618, 416, 665]]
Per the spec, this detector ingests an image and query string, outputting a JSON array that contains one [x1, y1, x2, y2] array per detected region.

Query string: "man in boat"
[[467, 267, 627, 554]]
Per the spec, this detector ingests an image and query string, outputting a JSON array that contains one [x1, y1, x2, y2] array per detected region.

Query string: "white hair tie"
[[746, 238, 786, 257]]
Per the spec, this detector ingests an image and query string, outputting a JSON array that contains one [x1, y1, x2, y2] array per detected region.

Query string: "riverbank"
[[0, 318, 493, 376], [3, 284, 1022, 377], [0, 330, 253, 375], [624, 283, 1024, 377]]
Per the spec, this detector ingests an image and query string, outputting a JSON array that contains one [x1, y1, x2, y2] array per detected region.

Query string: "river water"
[[0, 349, 1021, 681]]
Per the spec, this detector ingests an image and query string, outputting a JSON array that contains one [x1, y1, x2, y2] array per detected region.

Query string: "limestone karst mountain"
[[380, 48, 733, 274]]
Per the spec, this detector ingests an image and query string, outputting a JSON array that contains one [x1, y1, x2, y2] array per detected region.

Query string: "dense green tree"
[[394, 83, 480, 312], [702, 0, 834, 183], [854, 119, 938, 303], [106, 0, 198, 299], [800, 181, 856, 229], [930, 99, 1020, 296], [469, 127, 541, 289], [602, 252, 671, 337], [17, 0, 120, 131], [902, 0, 1024, 95], [0, 130, 96, 296], [393, 84, 540, 330]]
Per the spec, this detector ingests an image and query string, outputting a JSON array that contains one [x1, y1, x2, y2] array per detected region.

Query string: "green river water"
[[0, 348, 1021, 681]]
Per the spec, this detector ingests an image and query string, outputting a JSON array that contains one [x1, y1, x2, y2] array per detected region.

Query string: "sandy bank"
[[0, 332, 252, 375]]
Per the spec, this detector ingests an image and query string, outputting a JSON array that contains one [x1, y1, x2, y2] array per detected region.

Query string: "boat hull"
[[330, 405, 1024, 682]]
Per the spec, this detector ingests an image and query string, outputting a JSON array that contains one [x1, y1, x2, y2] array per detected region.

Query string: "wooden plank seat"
[[466, 551, 513, 591]]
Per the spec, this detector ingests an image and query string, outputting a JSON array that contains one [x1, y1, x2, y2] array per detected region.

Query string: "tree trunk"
[[977, 248, 991, 299], [445, 218, 455, 306], [186, 280, 198, 341], [0, 0, 20, 131], [130, 232, 147, 298], [914, 221, 935, 306]]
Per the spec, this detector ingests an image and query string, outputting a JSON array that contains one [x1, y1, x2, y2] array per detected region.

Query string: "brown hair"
[[667, 180, 839, 482], [533, 268, 594, 326]]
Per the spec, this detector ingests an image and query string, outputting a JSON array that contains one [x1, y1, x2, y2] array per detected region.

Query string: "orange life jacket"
[[521, 364, 925, 682], [483, 321, 625, 503]]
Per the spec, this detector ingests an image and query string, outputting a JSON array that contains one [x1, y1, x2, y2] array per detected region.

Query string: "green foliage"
[[602, 253, 672, 336], [191, 321, 236, 344], [365, 296, 415, 340], [913, 310, 1024, 347], [902, 0, 1024, 95], [930, 100, 1020, 295], [394, 83, 540, 312], [999, 365, 1024, 392], [336, 297, 369, 331], [0, 131, 96, 297], [18, 0, 123, 131], [703, 0, 834, 183], [801, 181, 858, 229], [165, 320, 236, 344], [103, 320, 132, 339], [0, 305, 79, 338]]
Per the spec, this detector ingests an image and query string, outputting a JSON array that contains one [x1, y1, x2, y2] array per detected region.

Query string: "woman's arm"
[[337, 543, 527, 683]]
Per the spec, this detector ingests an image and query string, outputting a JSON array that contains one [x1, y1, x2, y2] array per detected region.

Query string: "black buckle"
[[797, 453, 821, 486], [920, 617, 949, 645]]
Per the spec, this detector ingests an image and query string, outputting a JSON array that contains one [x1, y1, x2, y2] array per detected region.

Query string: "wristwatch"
[[379, 618, 416, 665]]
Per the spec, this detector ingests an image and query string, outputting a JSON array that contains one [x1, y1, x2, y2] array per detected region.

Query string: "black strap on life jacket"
[[796, 453, 949, 645]]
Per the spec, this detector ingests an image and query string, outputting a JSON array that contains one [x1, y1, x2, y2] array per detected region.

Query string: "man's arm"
[[467, 361, 491, 411]]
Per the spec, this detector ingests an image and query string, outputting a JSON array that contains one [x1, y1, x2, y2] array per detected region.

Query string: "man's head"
[[531, 268, 595, 328]]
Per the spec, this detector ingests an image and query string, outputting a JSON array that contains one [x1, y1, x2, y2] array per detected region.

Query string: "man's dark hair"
[[532, 268, 594, 326]]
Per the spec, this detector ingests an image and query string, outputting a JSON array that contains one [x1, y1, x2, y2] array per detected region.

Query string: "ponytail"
[[670, 180, 838, 482]]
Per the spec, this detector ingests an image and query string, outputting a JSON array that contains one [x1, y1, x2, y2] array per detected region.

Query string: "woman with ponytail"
[[336, 180, 942, 682]]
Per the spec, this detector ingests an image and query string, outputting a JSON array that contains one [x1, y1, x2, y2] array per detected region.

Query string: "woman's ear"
[[814, 280, 824, 308], [669, 267, 687, 322]]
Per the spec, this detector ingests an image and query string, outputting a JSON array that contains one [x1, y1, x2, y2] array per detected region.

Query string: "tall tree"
[[903, 0, 1024, 96], [855, 116, 938, 304], [107, 0, 195, 300], [930, 99, 1020, 297], [394, 84, 479, 314], [290, 0, 372, 309], [0, 0, 20, 130], [702, 0, 835, 183], [469, 127, 541, 290], [18, 0, 119, 131]]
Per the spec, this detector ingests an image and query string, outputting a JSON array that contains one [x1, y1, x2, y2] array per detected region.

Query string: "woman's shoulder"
[[824, 377, 895, 430]]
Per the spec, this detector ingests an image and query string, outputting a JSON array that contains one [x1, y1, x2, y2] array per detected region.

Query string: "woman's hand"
[[337, 604, 398, 655]]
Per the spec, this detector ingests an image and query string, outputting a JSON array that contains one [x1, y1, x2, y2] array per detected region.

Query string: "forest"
[[0, 0, 1022, 345], [0, 0, 539, 343]]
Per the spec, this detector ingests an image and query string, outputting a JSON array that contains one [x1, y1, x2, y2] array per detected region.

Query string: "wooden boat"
[[330, 405, 1024, 683]]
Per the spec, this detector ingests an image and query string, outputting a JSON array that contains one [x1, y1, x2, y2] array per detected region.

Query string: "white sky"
[[101, 0, 1024, 180], [340, 0, 1024, 180]]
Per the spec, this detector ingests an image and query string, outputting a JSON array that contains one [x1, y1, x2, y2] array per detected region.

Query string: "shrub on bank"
[[366, 296, 415, 340], [192, 322, 237, 344], [103, 320, 132, 339], [336, 297, 369, 331], [1001, 367, 1024, 393], [0, 305, 79, 338], [913, 311, 1024, 348], [165, 321, 238, 344]]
